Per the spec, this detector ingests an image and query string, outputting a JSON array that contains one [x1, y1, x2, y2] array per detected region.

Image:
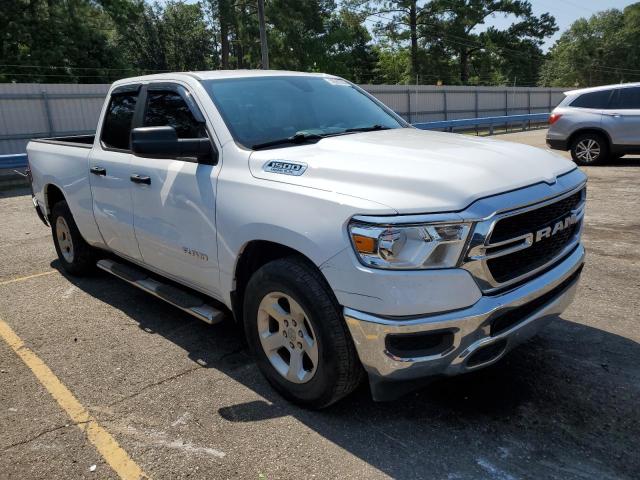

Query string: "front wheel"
[[571, 133, 609, 166], [243, 256, 363, 408]]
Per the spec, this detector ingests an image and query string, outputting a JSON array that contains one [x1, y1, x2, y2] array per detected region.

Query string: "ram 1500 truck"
[[27, 71, 586, 407]]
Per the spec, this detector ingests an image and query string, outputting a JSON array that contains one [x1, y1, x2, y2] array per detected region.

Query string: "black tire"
[[243, 256, 363, 408], [570, 132, 609, 166], [50, 200, 96, 276]]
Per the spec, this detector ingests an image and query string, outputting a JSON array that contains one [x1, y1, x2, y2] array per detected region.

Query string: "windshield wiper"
[[252, 132, 324, 150], [343, 124, 391, 133]]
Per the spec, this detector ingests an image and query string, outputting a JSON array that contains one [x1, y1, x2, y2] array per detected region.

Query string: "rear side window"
[[143, 91, 206, 138], [570, 90, 612, 109], [610, 87, 640, 109], [101, 91, 138, 150]]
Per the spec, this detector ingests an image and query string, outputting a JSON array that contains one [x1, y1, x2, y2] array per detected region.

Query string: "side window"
[[611, 87, 640, 110], [143, 91, 207, 138], [101, 91, 138, 150], [570, 90, 612, 109]]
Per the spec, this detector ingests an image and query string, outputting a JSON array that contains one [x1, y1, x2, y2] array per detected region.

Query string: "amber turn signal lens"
[[352, 234, 376, 254]]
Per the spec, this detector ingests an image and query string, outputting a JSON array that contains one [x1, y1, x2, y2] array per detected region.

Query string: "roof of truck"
[[564, 81, 640, 96], [111, 70, 337, 86]]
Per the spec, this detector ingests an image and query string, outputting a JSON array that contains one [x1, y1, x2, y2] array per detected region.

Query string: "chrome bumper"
[[344, 244, 585, 383]]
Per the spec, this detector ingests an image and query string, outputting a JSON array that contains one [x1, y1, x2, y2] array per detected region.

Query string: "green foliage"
[[0, 0, 128, 82], [1, 0, 637, 87], [540, 3, 640, 87]]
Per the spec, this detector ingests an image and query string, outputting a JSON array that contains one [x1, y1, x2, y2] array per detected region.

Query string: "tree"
[[115, 1, 215, 72], [540, 3, 640, 87], [0, 0, 129, 83]]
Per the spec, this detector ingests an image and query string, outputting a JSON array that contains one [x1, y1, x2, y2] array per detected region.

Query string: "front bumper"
[[344, 244, 584, 388]]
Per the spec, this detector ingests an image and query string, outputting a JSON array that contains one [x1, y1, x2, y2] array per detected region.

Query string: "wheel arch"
[[568, 128, 612, 150], [44, 183, 66, 219], [230, 240, 331, 323]]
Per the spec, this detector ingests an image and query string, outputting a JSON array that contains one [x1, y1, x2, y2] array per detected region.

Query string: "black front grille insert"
[[490, 264, 583, 336], [490, 190, 583, 243], [487, 189, 584, 283]]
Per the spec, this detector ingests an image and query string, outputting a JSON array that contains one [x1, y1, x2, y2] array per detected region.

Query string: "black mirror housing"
[[131, 126, 214, 163]]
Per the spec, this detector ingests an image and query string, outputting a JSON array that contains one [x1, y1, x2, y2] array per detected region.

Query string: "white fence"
[[0, 83, 566, 155]]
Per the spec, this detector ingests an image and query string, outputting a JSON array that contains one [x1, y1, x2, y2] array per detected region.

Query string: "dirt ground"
[[0, 129, 638, 480]]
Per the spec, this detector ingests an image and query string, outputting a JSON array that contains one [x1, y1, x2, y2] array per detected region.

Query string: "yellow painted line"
[[0, 270, 56, 286], [0, 318, 149, 480]]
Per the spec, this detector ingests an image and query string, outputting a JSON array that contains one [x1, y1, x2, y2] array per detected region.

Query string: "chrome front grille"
[[463, 185, 586, 293]]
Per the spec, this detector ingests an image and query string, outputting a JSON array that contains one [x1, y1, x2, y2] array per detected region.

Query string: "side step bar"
[[97, 259, 225, 325]]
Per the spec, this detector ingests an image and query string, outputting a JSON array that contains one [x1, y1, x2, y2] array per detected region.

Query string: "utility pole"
[[257, 0, 269, 69]]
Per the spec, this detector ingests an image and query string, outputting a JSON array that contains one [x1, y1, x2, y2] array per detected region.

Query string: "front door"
[[89, 85, 142, 261], [604, 87, 640, 147], [129, 84, 221, 297]]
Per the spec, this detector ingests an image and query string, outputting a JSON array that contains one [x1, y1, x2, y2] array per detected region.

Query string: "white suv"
[[546, 82, 640, 165]]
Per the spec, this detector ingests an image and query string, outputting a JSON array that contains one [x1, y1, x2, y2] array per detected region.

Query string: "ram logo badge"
[[263, 160, 307, 176], [534, 213, 578, 243]]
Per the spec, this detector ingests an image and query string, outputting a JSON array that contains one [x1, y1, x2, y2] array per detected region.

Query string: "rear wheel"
[[243, 256, 363, 408], [51, 201, 96, 276], [571, 133, 609, 166]]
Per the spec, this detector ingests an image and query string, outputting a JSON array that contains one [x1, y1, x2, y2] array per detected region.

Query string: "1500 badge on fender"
[[263, 160, 307, 176]]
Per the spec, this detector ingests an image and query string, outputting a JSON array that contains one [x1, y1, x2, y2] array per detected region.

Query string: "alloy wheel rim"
[[56, 217, 74, 263], [575, 139, 601, 163], [257, 292, 319, 384]]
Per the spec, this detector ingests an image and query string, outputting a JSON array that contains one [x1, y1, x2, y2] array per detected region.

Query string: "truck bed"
[[31, 134, 95, 148]]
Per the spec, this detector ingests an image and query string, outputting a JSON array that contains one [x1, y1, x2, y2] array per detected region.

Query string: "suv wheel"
[[571, 133, 609, 166], [51, 201, 96, 276], [243, 256, 363, 408]]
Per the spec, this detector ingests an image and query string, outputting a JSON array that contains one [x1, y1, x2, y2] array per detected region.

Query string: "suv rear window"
[[101, 91, 139, 150], [570, 90, 612, 109]]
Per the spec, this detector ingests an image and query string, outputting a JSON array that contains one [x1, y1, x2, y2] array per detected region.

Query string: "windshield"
[[202, 76, 404, 149]]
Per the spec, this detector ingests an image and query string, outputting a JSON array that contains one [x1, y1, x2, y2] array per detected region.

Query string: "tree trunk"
[[219, 0, 230, 69], [460, 49, 470, 83], [409, 0, 418, 80]]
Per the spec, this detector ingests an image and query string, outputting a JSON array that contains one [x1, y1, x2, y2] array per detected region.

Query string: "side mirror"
[[131, 126, 214, 163]]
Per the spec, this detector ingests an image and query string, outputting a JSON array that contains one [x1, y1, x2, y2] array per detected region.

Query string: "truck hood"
[[248, 128, 576, 214]]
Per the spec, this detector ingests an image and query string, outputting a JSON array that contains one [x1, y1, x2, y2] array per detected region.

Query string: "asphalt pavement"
[[0, 129, 638, 480]]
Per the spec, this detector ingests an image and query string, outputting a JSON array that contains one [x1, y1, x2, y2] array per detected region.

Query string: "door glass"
[[101, 92, 139, 150], [611, 87, 640, 110], [570, 90, 612, 109], [144, 91, 207, 138]]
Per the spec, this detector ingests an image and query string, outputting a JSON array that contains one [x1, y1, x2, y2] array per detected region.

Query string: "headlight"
[[348, 220, 471, 269]]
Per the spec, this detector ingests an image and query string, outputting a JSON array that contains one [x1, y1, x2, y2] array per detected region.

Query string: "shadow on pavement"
[[54, 260, 640, 480]]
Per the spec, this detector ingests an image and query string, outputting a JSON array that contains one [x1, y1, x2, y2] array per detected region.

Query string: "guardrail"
[[413, 113, 550, 134], [0, 154, 28, 170]]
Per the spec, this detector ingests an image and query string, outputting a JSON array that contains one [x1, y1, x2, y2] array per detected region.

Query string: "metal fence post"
[[443, 90, 448, 121], [406, 89, 412, 124], [41, 91, 54, 137]]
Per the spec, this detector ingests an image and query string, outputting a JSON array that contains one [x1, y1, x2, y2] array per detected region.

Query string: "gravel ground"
[[0, 129, 638, 480]]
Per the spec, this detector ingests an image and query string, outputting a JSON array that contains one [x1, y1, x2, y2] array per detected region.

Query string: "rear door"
[[604, 87, 640, 147], [129, 83, 222, 297], [89, 85, 143, 261]]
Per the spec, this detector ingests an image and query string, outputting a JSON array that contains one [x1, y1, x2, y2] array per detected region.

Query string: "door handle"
[[603, 112, 621, 117], [90, 166, 106, 176], [130, 174, 151, 185]]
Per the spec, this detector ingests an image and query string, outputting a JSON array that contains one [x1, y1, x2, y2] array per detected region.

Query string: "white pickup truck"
[[27, 71, 586, 407]]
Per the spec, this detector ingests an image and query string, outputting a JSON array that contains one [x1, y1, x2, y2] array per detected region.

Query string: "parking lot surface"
[[1, 129, 638, 480]]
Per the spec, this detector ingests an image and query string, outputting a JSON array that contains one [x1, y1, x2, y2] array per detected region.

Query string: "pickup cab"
[[27, 71, 587, 407]]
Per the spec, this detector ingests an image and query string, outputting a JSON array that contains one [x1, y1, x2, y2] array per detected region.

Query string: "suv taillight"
[[549, 113, 562, 125]]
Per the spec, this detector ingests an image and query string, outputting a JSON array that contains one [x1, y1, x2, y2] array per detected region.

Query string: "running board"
[[96, 259, 225, 325]]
